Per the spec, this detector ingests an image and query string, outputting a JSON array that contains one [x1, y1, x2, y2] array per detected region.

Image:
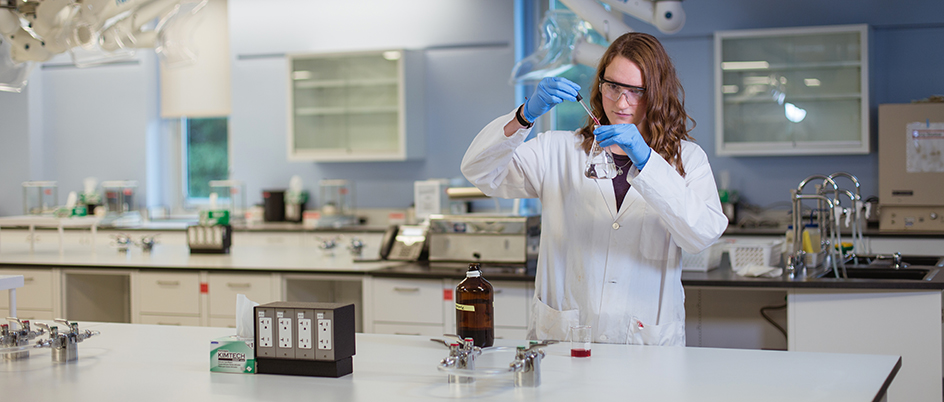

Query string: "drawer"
[[372, 322, 444, 337], [208, 273, 274, 317], [209, 317, 236, 328], [493, 281, 530, 328], [372, 278, 443, 324], [138, 314, 201, 326], [0, 269, 54, 310], [1, 308, 54, 321], [137, 271, 200, 315]]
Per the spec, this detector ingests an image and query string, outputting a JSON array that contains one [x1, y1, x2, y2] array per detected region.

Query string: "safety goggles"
[[599, 77, 646, 103]]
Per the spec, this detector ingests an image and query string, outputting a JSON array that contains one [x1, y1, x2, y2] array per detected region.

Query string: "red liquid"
[[571, 348, 591, 357]]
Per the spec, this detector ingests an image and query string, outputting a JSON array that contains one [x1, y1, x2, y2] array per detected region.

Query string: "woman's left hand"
[[594, 124, 652, 170]]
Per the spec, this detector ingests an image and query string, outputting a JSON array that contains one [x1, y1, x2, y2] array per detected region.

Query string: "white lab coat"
[[461, 109, 727, 346]]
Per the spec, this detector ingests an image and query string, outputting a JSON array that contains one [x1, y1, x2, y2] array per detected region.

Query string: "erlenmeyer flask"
[[585, 141, 618, 180]]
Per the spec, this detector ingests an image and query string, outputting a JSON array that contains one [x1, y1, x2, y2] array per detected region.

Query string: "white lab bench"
[[0, 322, 900, 402]]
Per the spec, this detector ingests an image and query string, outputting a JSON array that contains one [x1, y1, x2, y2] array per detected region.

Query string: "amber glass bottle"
[[455, 263, 494, 347]]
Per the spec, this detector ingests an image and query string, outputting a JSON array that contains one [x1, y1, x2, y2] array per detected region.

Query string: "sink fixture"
[[817, 267, 939, 281]]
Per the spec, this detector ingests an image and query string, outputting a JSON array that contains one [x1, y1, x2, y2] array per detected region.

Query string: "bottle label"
[[455, 303, 475, 312]]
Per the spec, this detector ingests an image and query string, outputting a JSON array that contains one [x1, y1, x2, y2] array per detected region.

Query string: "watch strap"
[[516, 104, 533, 128]]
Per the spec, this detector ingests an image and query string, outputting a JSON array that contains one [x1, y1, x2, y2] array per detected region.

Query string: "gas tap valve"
[[1, 318, 46, 360], [347, 237, 365, 256], [34, 319, 100, 362], [509, 342, 553, 387], [438, 337, 481, 383], [317, 236, 341, 256]]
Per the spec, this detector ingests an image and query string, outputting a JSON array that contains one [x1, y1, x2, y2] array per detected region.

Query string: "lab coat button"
[[612, 222, 620, 230]]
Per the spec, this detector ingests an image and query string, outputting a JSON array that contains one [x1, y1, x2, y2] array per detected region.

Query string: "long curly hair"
[[578, 32, 695, 177]]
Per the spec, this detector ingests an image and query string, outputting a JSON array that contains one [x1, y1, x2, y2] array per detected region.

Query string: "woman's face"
[[600, 56, 646, 127]]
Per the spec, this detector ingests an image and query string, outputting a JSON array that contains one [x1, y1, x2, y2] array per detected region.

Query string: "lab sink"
[[846, 255, 944, 268], [817, 266, 940, 281]]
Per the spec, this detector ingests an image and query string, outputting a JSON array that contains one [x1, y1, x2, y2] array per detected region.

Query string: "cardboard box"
[[210, 336, 255, 374]]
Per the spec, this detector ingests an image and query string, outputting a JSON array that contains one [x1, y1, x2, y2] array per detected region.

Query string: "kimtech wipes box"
[[211, 336, 255, 374]]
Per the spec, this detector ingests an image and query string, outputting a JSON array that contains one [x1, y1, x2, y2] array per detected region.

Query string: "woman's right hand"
[[522, 77, 581, 123]]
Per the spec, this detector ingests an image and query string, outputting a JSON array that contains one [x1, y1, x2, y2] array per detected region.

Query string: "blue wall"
[[635, 0, 944, 208], [1, 0, 942, 216]]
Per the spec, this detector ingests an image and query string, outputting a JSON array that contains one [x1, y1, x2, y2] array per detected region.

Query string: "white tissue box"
[[210, 336, 255, 374]]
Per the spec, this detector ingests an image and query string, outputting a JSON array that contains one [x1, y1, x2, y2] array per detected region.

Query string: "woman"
[[461, 33, 727, 346]]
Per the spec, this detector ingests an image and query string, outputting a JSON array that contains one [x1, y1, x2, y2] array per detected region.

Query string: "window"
[[181, 117, 229, 202], [547, 1, 608, 132]]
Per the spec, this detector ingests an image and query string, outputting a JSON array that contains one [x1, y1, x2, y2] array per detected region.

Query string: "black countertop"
[[374, 257, 944, 290]]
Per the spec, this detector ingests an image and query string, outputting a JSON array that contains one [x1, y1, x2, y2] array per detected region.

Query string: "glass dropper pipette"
[[575, 94, 601, 126]]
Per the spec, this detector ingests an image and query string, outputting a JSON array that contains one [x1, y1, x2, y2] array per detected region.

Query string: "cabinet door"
[[137, 271, 200, 315], [715, 24, 869, 155], [288, 49, 424, 161], [493, 281, 530, 328], [372, 278, 443, 324], [0, 269, 54, 311], [208, 272, 275, 317]]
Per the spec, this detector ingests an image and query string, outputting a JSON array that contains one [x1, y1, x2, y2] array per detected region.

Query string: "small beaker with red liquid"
[[570, 325, 591, 358]]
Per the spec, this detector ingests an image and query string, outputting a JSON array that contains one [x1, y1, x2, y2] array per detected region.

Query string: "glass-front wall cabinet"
[[714, 25, 869, 155], [288, 50, 424, 161]]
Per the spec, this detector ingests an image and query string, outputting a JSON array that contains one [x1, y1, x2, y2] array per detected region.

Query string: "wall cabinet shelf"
[[287, 50, 425, 162], [714, 24, 869, 156]]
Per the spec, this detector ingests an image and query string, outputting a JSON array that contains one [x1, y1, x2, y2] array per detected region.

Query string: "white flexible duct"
[[559, 0, 633, 41]]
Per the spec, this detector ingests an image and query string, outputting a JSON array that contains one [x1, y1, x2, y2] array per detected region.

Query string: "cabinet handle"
[[157, 322, 182, 326], [156, 280, 180, 286], [23, 277, 35, 283], [393, 287, 420, 292], [227, 283, 252, 288], [394, 332, 421, 336], [494, 289, 503, 294]]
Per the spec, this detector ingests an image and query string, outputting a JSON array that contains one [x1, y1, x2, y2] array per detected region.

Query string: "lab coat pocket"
[[529, 297, 579, 341], [640, 206, 670, 260], [627, 317, 685, 346]]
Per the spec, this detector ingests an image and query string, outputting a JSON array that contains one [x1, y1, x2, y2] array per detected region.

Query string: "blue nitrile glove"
[[594, 124, 652, 170], [522, 77, 581, 123]]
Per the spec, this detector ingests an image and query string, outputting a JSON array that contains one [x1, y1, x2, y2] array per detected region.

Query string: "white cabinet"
[[788, 289, 941, 402], [492, 281, 531, 338], [287, 49, 424, 161], [370, 277, 532, 339], [0, 268, 57, 319], [715, 24, 869, 155], [207, 272, 278, 327], [372, 277, 443, 324], [136, 271, 201, 319]]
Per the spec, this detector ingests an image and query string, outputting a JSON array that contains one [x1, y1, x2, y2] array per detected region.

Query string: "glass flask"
[[585, 140, 618, 180]]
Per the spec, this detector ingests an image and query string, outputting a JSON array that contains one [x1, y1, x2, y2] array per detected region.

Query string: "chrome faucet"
[[873, 252, 905, 269]]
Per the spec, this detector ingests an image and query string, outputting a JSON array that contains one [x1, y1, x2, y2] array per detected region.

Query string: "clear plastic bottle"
[[455, 263, 494, 347]]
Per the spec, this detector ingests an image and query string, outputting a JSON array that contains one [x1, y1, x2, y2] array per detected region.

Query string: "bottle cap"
[[466, 262, 482, 277]]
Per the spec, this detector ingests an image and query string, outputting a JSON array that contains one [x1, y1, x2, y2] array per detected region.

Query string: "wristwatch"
[[516, 104, 534, 128]]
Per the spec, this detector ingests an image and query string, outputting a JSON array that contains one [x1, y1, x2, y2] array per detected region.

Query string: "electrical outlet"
[[278, 317, 293, 349], [259, 317, 272, 348], [298, 318, 312, 349], [318, 319, 332, 350]]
